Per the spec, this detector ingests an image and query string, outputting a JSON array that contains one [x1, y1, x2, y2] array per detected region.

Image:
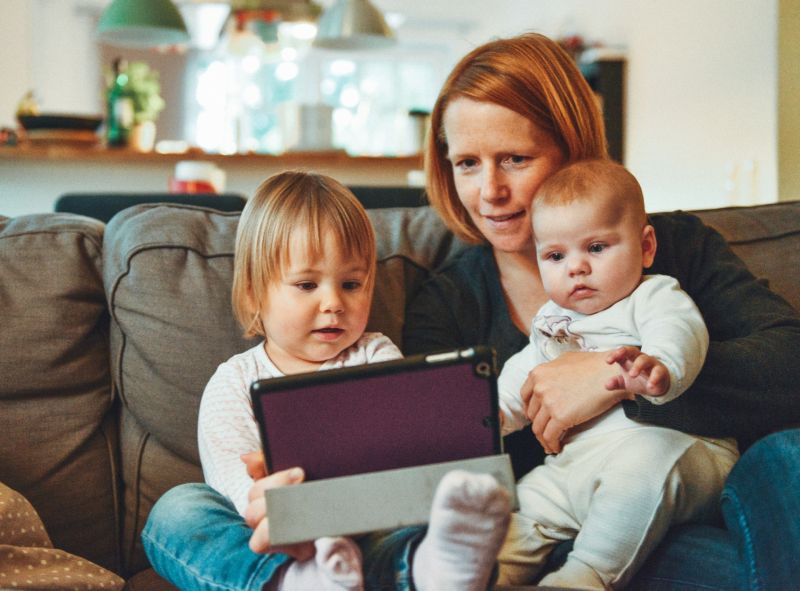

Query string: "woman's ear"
[[641, 224, 657, 268]]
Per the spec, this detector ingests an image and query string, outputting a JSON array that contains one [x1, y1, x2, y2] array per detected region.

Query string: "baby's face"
[[533, 197, 655, 315]]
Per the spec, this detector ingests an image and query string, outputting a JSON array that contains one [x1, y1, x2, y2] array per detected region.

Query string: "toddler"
[[496, 160, 740, 589], [196, 171, 510, 591]]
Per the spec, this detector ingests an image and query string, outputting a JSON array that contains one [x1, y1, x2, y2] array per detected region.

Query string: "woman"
[[403, 32, 800, 589]]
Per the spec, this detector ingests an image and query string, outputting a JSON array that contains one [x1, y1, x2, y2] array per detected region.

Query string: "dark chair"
[[347, 186, 428, 209], [55, 192, 248, 223]]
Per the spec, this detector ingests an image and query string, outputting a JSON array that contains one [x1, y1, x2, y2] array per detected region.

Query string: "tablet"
[[250, 346, 501, 481]]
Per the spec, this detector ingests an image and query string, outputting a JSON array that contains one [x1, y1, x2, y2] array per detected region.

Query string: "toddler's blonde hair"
[[232, 170, 376, 338]]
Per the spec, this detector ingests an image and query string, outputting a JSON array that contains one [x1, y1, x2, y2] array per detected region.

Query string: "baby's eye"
[[342, 281, 362, 291], [546, 252, 564, 262], [296, 281, 316, 291], [588, 243, 606, 253]]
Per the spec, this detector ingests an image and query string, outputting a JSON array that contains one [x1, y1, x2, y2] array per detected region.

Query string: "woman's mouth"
[[484, 210, 525, 226]]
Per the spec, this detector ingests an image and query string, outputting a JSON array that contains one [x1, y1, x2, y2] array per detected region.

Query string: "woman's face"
[[443, 98, 566, 254]]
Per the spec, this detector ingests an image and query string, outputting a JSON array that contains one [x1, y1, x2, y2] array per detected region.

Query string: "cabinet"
[[580, 56, 625, 163]]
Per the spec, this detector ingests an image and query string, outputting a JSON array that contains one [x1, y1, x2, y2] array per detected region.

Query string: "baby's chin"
[[556, 296, 615, 316]]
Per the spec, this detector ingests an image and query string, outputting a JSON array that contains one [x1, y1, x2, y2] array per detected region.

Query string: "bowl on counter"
[[17, 114, 103, 132], [17, 113, 104, 147]]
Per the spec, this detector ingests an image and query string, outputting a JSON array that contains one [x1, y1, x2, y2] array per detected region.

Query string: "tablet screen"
[[251, 346, 500, 481]]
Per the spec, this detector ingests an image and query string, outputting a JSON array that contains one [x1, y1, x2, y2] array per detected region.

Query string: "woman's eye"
[[455, 158, 478, 172], [296, 282, 316, 291], [503, 155, 528, 167], [589, 243, 606, 253]]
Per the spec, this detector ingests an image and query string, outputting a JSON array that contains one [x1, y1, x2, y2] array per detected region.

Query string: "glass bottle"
[[106, 58, 134, 147]]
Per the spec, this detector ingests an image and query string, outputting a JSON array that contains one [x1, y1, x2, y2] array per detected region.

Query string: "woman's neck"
[[493, 247, 548, 335]]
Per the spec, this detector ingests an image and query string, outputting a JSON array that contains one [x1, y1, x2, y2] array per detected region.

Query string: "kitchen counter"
[[0, 144, 424, 217]]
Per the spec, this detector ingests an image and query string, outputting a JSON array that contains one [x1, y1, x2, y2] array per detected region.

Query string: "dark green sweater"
[[403, 211, 800, 477]]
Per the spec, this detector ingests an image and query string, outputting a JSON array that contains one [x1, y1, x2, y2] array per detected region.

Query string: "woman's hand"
[[521, 350, 633, 454], [241, 454, 314, 560]]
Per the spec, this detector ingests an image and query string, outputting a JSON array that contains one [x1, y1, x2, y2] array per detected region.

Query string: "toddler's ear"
[[641, 224, 657, 268]]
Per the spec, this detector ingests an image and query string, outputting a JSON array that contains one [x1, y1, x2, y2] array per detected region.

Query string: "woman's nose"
[[479, 168, 505, 202]]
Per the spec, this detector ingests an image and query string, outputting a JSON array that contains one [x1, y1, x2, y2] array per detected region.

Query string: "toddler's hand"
[[605, 346, 670, 396], [245, 466, 315, 560], [241, 451, 267, 480]]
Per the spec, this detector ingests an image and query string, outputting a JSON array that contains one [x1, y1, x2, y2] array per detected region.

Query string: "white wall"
[[379, 0, 779, 211], [1, 0, 780, 214]]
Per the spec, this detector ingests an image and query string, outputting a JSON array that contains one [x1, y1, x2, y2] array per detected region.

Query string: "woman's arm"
[[634, 213, 800, 446]]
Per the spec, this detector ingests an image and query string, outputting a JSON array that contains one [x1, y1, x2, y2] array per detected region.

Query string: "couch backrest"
[[0, 214, 120, 573], [692, 201, 800, 312], [101, 203, 466, 573]]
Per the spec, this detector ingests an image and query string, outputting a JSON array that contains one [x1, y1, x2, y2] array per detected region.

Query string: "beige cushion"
[[0, 482, 124, 590], [0, 214, 119, 573]]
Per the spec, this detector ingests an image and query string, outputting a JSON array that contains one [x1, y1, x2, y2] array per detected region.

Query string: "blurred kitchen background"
[[1, 0, 798, 216]]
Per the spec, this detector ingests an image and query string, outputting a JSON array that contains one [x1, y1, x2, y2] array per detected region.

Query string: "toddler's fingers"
[[241, 451, 267, 479]]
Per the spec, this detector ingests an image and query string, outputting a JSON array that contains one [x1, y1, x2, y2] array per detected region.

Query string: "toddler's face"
[[533, 196, 655, 315], [259, 232, 372, 374]]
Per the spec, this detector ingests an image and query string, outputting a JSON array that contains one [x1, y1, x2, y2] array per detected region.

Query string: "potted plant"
[[106, 60, 165, 151]]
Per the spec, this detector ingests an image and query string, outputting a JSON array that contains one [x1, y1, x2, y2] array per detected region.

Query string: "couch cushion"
[[0, 213, 119, 573], [692, 200, 800, 311], [102, 203, 465, 574]]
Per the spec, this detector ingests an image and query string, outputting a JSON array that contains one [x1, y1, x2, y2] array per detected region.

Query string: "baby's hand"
[[244, 462, 314, 560], [604, 346, 670, 397]]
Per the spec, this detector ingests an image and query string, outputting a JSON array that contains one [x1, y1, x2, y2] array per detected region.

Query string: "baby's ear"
[[641, 224, 657, 268]]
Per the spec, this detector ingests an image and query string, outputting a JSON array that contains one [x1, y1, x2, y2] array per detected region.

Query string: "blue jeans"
[[142, 483, 425, 591], [142, 483, 291, 590], [143, 429, 800, 590], [720, 428, 800, 591]]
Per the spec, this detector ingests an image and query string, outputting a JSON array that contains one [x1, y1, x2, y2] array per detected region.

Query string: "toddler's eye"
[[589, 243, 606, 253], [296, 282, 316, 291], [343, 281, 362, 291]]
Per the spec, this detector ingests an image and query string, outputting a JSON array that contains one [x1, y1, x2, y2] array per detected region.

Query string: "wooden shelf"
[[0, 143, 423, 167]]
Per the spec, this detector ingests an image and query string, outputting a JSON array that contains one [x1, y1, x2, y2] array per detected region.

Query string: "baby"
[[497, 160, 739, 589]]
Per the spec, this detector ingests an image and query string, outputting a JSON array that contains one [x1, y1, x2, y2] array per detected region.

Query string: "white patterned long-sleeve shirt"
[[498, 275, 710, 441], [197, 332, 403, 516]]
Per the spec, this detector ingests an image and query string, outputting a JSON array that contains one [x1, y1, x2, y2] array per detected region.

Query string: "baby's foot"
[[412, 470, 511, 591], [278, 537, 363, 591]]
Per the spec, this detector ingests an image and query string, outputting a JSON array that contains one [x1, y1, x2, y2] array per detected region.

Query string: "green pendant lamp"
[[97, 0, 190, 48], [313, 0, 394, 50]]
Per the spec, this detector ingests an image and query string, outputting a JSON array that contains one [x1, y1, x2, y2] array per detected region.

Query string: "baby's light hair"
[[533, 159, 647, 227], [232, 171, 376, 338]]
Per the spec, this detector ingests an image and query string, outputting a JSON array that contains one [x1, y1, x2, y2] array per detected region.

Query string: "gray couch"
[[1, 200, 798, 590]]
